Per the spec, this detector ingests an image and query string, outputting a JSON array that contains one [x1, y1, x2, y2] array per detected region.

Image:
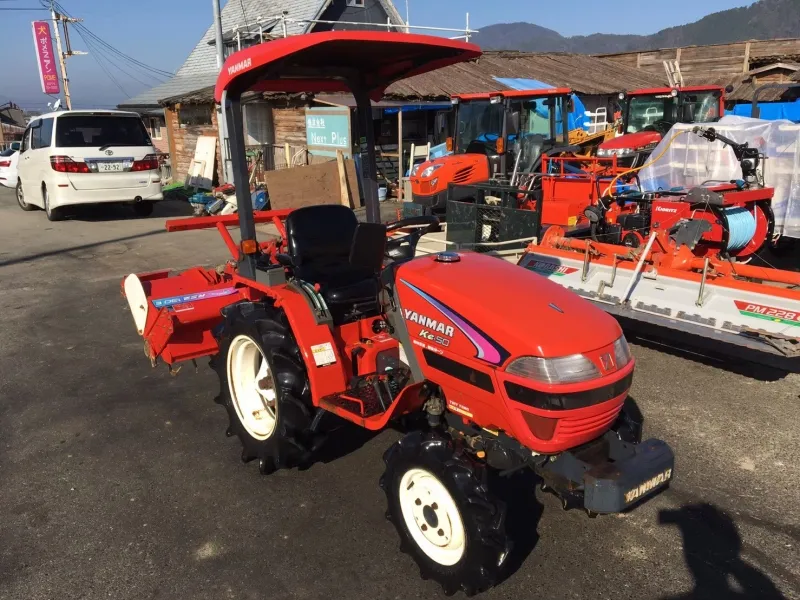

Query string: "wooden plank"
[[680, 43, 746, 60], [743, 41, 752, 72], [749, 39, 800, 58], [336, 150, 351, 208], [265, 158, 359, 211]]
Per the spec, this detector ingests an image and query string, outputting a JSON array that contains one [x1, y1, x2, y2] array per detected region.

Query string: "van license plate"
[[98, 162, 124, 172]]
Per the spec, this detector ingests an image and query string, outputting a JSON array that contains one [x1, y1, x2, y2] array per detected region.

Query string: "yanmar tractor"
[[410, 88, 580, 212], [122, 32, 673, 595], [598, 85, 726, 168]]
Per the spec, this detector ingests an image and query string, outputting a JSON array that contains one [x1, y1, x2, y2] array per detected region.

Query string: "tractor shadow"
[[491, 468, 544, 584], [66, 199, 193, 222], [310, 416, 380, 466], [659, 503, 787, 600]]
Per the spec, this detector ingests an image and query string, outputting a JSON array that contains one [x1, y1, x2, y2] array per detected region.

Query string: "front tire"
[[44, 187, 64, 221], [213, 302, 313, 474], [16, 181, 36, 211], [381, 431, 510, 596]]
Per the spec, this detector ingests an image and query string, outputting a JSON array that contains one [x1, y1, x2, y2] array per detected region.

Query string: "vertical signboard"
[[32, 21, 61, 95], [305, 107, 352, 158]]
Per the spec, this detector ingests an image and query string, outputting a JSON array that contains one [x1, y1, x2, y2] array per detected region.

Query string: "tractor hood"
[[600, 131, 662, 151], [395, 252, 622, 365]]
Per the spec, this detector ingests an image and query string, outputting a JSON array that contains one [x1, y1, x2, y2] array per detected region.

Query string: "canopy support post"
[[226, 94, 257, 279], [353, 86, 381, 223]]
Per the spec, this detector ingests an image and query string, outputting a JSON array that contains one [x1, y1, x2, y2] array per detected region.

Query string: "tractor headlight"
[[419, 163, 443, 179], [615, 148, 634, 157], [614, 335, 632, 368], [597, 148, 610, 157], [506, 354, 600, 385], [411, 163, 421, 176]]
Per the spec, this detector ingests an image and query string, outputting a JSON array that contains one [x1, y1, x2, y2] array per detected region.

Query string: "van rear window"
[[55, 115, 151, 148]]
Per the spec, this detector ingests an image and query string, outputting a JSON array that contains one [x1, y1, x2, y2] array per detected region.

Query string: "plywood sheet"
[[265, 158, 360, 210], [188, 135, 217, 190]]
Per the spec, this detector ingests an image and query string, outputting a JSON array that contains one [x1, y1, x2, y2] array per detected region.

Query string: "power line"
[[52, 0, 173, 79], [239, 0, 251, 31], [77, 29, 160, 89], [73, 26, 130, 98]]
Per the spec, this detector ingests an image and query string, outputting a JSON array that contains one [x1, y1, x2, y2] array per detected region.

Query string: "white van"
[[15, 110, 163, 221]]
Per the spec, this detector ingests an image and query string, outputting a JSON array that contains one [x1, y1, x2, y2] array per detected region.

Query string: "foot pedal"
[[323, 374, 399, 418]]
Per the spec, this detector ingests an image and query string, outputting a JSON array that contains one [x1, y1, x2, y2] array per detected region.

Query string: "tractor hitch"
[[538, 431, 674, 514]]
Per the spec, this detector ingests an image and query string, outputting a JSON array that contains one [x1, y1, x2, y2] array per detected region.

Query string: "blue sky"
[[0, 0, 753, 110]]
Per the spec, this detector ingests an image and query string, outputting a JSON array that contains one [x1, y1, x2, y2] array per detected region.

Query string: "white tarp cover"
[[638, 116, 800, 238]]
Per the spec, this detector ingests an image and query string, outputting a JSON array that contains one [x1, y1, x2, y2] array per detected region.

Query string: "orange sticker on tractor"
[[734, 301, 800, 327], [525, 261, 579, 277]]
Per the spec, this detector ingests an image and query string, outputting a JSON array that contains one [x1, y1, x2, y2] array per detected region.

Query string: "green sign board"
[[305, 108, 351, 157]]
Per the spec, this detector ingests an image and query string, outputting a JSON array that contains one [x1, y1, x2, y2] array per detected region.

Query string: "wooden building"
[[596, 38, 800, 88]]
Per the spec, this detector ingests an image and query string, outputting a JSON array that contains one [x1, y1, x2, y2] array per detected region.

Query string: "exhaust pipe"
[[134, 196, 143, 203]]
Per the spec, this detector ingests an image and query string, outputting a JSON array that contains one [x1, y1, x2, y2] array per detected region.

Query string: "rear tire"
[[381, 431, 510, 596], [213, 302, 313, 474], [16, 181, 36, 211], [44, 187, 64, 222], [132, 202, 154, 217]]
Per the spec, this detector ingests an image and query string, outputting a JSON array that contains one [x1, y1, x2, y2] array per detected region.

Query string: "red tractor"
[[410, 88, 576, 212], [598, 85, 726, 168], [122, 32, 673, 595]]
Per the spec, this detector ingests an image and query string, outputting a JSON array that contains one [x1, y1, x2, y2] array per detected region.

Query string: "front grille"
[[452, 166, 474, 183], [557, 402, 622, 437]]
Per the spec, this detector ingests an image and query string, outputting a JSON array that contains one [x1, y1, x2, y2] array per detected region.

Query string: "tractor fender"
[[236, 281, 348, 402]]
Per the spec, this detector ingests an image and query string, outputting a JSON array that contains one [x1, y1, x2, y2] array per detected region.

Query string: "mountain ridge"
[[471, 0, 800, 54]]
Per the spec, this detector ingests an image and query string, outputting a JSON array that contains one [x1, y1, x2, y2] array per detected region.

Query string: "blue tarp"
[[493, 77, 589, 131], [727, 100, 800, 122]]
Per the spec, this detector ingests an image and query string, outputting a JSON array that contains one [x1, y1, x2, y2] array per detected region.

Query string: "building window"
[[148, 117, 162, 140], [179, 105, 213, 128], [346, 0, 365, 6]]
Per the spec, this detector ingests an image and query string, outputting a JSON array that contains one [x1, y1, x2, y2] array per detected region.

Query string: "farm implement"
[[121, 32, 673, 595], [423, 119, 800, 370]]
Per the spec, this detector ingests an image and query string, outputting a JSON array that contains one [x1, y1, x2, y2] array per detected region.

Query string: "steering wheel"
[[385, 215, 441, 261], [642, 119, 674, 134]]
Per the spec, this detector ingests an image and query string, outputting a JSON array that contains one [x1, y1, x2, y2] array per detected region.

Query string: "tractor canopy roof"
[[454, 88, 572, 102], [214, 31, 482, 103]]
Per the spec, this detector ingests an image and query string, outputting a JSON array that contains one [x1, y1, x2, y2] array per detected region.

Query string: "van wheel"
[[44, 187, 64, 222], [16, 181, 36, 211]]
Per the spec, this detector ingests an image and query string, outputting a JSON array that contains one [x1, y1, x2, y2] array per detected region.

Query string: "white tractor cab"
[[15, 110, 162, 221]]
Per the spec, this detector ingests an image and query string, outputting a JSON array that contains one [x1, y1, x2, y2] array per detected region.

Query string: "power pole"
[[50, 2, 70, 109], [50, 1, 86, 110]]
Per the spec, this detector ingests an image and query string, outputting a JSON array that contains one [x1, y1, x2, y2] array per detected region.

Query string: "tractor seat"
[[284, 204, 383, 322]]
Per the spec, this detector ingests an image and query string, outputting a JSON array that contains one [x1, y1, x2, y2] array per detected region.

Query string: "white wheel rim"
[[226, 335, 278, 440], [17, 184, 24, 205], [398, 468, 466, 566]]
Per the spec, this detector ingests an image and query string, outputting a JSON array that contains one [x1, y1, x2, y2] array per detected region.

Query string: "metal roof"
[[384, 51, 667, 98], [159, 50, 667, 106], [725, 63, 800, 102], [119, 0, 404, 109]]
